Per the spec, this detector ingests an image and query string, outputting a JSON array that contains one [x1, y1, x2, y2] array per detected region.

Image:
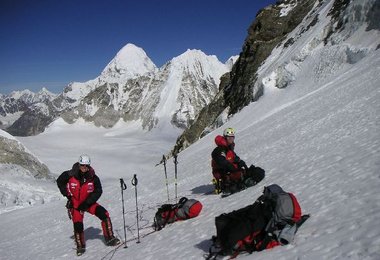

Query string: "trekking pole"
[[120, 178, 128, 248], [174, 154, 178, 203], [131, 174, 140, 243], [158, 155, 170, 202], [155, 155, 170, 201]]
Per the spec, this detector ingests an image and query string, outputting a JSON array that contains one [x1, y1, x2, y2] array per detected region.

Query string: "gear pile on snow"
[[207, 184, 310, 259]]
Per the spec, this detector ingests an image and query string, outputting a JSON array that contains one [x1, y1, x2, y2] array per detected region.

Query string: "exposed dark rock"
[[171, 0, 317, 155], [226, 0, 317, 115], [327, 0, 351, 31], [366, 0, 380, 30], [6, 108, 55, 136], [0, 136, 52, 179]]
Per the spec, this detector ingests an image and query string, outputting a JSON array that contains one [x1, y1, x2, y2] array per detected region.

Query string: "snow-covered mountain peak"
[[37, 44, 234, 131], [36, 87, 57, 100], [9, 89, 34, 100], [225, 55, 239, 70], [171, 49, 221, 69], [38, 87, 53, 94], [100, 43, 157, 80], [6, 88, 56, 104], [153, 49, 230, 129], [165, 49, 229, 82]]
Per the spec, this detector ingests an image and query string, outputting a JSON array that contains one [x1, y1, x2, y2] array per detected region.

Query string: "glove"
[[77, 201, 90, 211], [65, 199, 73, 209]]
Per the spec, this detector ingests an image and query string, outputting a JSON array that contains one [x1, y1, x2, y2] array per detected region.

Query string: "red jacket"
[[211, 135, 243, 180], [57, 163, 102, 208]]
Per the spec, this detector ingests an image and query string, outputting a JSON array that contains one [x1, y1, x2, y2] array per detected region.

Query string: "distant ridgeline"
[[0, 46, 236, 137]]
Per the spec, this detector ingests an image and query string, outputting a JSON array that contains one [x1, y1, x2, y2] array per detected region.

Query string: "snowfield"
[[0, 50, 378, 259], [0, 0, 379, 259]]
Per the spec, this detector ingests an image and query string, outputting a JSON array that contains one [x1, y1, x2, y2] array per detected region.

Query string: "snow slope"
[[0, 0, 379, 258], [0, 48, 378, 260]]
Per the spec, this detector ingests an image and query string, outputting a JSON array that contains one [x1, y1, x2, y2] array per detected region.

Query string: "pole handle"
[[131, 174, 138, 186], [120, 178, 127, 190]]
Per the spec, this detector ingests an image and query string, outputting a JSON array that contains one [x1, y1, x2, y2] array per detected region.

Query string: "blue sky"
[[0, 0, 276, 94]]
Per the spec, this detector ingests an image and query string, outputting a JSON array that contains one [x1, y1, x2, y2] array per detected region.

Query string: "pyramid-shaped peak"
[[101, 43, 157, 79], [115, 43, 149, 60]]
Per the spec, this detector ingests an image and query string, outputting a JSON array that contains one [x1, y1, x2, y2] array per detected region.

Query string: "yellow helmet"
[[223, 127, 235, 137]]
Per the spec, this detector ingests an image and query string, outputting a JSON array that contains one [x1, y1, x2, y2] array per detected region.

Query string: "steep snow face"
[[256, 0, 380, 93], [329, 0, 380, 49], [58, 79, 99, 108], [225, 55, 239, 70], [0, 164, 59, 214], [0, 129, 55, 213], [154, 49, 229, 129], [0, 128, 16, 140], [100, 43, 157, 82]]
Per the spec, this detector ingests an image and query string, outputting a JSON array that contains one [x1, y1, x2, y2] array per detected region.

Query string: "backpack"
[[256, 184, 304, 249], [153, 197, 203, 231], [209, 184, 309, 258], [263, 184, 302, 230]]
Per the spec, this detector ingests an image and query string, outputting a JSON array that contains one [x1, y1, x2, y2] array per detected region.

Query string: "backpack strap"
[[153, 204, 177, 230]]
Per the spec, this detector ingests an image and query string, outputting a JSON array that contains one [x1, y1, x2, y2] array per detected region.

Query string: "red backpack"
[[153, 197, 203, 230]]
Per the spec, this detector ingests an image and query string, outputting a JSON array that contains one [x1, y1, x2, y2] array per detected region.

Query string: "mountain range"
[[0, 45, 237, 136]]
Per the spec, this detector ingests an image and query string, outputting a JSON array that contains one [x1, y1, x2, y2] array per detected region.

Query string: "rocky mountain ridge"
[[172, 0, 380, 155], [1, 45, 234, 136], [0, 129, 52, 179]]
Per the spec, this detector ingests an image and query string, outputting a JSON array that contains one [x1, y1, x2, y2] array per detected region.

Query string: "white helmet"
[[78, 154, 91, 165], [223, 127, 236, 137]]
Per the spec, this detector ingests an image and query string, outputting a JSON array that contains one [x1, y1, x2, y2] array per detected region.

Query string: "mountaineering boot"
[[222, 188, 232, 197], [101, 217, 121, 246], [244, 177, 257, 188], [105, 236, 121, 246], [212, 178, 222, 194], [74, 232, 86, 256], [221, 178, 232, 197]]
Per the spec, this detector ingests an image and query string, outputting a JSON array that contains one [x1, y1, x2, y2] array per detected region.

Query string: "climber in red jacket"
[[57, 154, 120, 256], [211, 128, 265, 196]]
